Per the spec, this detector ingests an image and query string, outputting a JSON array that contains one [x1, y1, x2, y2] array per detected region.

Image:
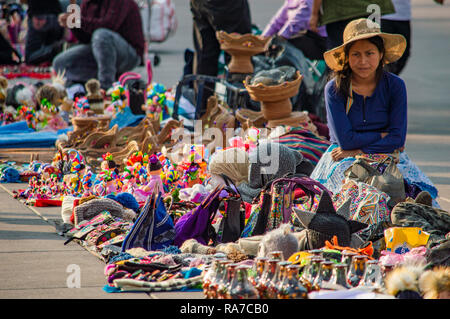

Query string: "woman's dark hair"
[[332, 36, 386, 98]]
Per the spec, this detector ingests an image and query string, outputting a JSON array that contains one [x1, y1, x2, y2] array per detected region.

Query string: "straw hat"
[[324, 18, 407, 72]]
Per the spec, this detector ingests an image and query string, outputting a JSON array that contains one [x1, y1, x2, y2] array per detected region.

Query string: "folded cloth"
[[74, 198, 137, 226]]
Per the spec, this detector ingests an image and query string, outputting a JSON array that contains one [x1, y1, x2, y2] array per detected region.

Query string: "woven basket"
[[216, 31, 271, 74], [244, 71, 303, 120]]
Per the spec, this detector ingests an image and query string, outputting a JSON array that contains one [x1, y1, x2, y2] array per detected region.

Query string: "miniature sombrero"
[[323, 18, 407, 72]]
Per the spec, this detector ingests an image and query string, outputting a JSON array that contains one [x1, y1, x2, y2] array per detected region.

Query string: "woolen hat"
[[237, 141, 304, 203]]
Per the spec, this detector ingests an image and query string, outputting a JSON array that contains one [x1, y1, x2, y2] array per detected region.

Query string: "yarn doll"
[[109, 82, 127, 114], [134, 154, 165, 202], [145, 83, 166, 120], [85, 79, 104, 114], [74, 96, 91, 117]]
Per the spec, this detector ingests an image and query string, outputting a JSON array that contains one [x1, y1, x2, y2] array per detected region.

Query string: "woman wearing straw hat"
[[310, 18, 439, 207]]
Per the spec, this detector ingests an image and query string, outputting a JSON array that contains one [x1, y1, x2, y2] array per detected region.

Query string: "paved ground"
[[0, 0, 449, 299]]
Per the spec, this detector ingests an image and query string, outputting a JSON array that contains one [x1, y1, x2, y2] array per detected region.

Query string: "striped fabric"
[[273, 127, 331, 165], [113, 275, 204, 292]]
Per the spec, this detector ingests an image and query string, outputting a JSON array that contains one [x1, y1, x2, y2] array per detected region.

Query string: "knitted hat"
[[293, 191, 367, 249], [74, 198, 137, 226], [208, 147, 249, 186], [237, 141, 304, 203], [148, 154, 162, 172], [106, 192, 140, 213]]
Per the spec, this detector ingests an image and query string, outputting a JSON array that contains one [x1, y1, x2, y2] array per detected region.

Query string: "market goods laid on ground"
[[1, 26, 449, 301]]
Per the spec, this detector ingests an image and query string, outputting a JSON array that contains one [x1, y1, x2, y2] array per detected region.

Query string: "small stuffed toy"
[[35, 84, 67, 131], [85, 79, 104, 114], [385, 264, 425, 299], [419, 266, 450, 299], [293, 191, 367, 250], [257, 223, 299, 260]]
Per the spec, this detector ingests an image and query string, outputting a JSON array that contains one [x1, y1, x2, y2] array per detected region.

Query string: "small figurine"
[[85, 79, 104, 114]]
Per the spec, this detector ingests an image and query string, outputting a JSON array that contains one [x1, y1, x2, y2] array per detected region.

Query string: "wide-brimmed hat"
[[324, 18, 407, 72]]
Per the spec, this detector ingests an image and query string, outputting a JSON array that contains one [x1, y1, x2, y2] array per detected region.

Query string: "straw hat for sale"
[[324, 18, 407, 72]]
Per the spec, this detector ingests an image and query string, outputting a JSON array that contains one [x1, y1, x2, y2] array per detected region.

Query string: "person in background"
[[262, 0, 327, 61], [189, 0, 252, 114], [0, 1, 24, 64], [309, 0, 396, 50], [381, 0, 446, 75], [20, 0, 65, 65], [53, 0, 144, 90]]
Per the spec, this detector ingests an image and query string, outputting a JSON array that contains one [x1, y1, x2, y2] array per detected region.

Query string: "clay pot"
[[244, 71, 303, 121], [216, 31, 271, 74]]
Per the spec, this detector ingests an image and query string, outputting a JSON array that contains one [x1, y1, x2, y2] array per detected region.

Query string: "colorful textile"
[[310, 144, 354, 194], [311, 145, 439, 207], [333, 180, 391, 226], [274, 127, 331, 166]]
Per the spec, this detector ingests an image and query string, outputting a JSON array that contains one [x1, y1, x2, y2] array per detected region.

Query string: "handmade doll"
[[134, 154, 165, 202], [85, 79, 104, 114], [35, 84, 67, 131], [109, 82, 127, 114], [144, 83, 166, 120], [74, 96, 91, 117]]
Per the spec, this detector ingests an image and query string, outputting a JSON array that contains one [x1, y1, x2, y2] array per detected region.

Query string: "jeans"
[[25, 14, 64, 65], [52, 28, 140, 89]]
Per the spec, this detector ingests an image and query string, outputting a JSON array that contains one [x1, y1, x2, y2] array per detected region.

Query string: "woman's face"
[[348, 39, 383, 80]]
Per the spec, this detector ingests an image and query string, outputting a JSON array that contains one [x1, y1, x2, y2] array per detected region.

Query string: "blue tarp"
[[0, 108, 145, 149]]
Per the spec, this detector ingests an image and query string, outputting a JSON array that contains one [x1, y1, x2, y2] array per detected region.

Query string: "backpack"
[[137, 0, 178, 43]]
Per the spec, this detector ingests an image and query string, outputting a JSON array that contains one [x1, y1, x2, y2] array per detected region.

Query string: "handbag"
[[216, 174, 245, 244], [241, 175, 330, 237], [118, 72, 146, 115], [344, 156, 405, 207], [173, 185, 224, 247]]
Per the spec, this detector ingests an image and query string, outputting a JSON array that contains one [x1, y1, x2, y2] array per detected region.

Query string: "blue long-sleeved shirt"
[[325, 71, 407, 154]]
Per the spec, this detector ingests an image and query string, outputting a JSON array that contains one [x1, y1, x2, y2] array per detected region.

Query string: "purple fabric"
[[262, 0, 327, 38], [173, 188, 222, 247]]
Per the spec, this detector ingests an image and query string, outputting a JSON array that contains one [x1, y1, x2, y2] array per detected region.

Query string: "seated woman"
[[310, 18, 439, 207], [262, 0, 327, 61]]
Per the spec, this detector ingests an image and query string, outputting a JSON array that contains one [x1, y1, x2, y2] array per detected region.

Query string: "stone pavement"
[[0, 183, 203, 299]]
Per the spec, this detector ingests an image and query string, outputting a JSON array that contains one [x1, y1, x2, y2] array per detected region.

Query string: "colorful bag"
[[241, 175, 331, 237], [333, 180, 391, 226], [173, 186, 224, 247], [85, 224, 125, 248], [384, 227, 430, 254], [344, 156, 405, 207], [121, 192, 175, 252]]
